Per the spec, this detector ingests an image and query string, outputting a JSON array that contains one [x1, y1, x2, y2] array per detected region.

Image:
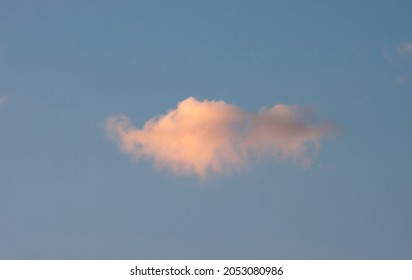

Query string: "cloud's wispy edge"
[[396, 42, 412, 57]]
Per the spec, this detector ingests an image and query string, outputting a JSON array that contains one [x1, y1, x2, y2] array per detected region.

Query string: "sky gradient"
[[0, 1, 411, 259]]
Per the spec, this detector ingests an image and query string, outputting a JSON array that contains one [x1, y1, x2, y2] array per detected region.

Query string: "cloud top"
[[106, 97, 334, 178]]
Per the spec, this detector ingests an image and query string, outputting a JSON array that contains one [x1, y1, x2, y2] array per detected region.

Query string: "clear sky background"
[[0, 0, 411, 259]]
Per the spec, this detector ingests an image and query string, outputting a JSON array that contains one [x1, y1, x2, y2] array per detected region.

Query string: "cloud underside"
[[106, 97, 334, 178]]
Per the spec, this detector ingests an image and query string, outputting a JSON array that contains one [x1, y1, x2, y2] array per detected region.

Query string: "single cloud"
[[105, 97, 334, 178]]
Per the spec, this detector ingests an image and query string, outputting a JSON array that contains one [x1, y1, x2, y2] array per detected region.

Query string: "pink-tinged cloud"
[[105, 97, 334, 178]]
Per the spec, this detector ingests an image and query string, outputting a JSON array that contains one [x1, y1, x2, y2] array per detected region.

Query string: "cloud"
[[396, 42, 412, 58], [394, 42, 412, 84], [105, 97, 334, 178]]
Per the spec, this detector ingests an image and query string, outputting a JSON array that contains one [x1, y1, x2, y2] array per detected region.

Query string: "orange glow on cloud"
[[106, 97, 334, 178]]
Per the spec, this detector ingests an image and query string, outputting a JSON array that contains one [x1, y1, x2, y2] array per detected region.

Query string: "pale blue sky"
[[0, 0, 411, 259]]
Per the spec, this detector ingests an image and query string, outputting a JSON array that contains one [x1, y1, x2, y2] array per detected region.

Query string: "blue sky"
[[0, 0, 411, 259]]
